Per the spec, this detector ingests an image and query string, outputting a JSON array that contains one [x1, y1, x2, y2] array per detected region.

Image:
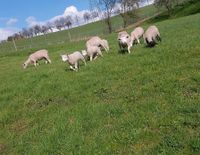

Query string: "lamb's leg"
[[137, 38, 140, 44], [93, 53, 98, 60], [74, 62, 78, 71], [90, 55, 93, 61], [97, 49, 103, 57], [82, 58, 87, 66], [156, 35, 161, 42], [128, 44, 132, 54], [128, 47, 131, 54], [33, 61, 37, 67], [93, 56, 98, 60], [45, 56, 51, 64]]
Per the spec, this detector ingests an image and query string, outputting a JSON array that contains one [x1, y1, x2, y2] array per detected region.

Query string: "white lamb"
[[86, 36, 109, 52], [82, 46, 103, 61], [143, 25, 161, 47], [61, 51, 86, 71], [118, 31, 133, 53], [101, 39, 109, 52], [131, 27, 144, 44], [23, 49, 51, 69]]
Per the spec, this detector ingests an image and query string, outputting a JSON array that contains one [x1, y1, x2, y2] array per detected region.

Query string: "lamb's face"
[[23, 63, 27, 69], [61, 55, 68, 62], [81, 50, 87, 57], [118, 34, 130, 47]]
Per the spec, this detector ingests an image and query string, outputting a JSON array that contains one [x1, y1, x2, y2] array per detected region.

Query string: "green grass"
[[0, 12, 199, 154]]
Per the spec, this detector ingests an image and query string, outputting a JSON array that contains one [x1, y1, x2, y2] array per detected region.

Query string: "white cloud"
[[50, 5, 90, 24], [0, 27, 20, 41], [64, 6, 79, 15], [25, 5, 91, 28], [26, 16, 45, 27], [6, 18, 18, 26]]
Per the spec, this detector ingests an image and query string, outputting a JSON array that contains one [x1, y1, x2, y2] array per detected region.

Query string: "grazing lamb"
[[101, 39, 109, 52], [118, 31, 133, 53], [131, 27, 144, 44], [86, 36, 109, 52], [82, 46, 103, 61], [61, 51, 86, 71], [143, 25, 161, 47], [23, 49, 51, 69]]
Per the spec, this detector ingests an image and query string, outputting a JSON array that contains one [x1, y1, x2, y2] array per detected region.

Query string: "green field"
[[0, 2, 200, 154]]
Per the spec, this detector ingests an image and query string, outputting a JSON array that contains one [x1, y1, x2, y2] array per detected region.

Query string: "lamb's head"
[[61, 54, 69, 62], [148, 41, 156, 47], [23, 59, 30, 69], [118, 31, 131, 47], [81, 50, 87, 57], [23, 63, 27, 69], [145, 38, 156, 47]]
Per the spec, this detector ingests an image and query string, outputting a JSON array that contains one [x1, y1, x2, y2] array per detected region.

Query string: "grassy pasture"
[[0, 8, 200, 155]]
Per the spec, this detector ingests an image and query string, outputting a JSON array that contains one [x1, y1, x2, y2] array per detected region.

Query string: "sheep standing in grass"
[[61, 51, 86, 71], [23, 49, 51, 69], [131, 27, 144, 44], [86, 36, 109, 52], [101, 39, 109, 52], [143, 25, 161, 47], [82, 46, 103, 61], [118, 31, 133, 53]]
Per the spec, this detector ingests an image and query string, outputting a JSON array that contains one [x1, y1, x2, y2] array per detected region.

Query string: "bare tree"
[[46, 22, 53, 32], [154, 0, 177, 15], [65, 16, 73, 29], [59, 17, 66, 29], [93, 0, 118, 33], [119, 0, 140, 28], [21, 28, 29, 38], [74, 15, 80, 26], [91, 11, 99, 20], [54, 19, 62, 31], [11, 33, 23, 40], [33, 25, 42, 36], [83, 12, 91, 23], [41, 25, 48, 34], [64, 16, 73, 41]]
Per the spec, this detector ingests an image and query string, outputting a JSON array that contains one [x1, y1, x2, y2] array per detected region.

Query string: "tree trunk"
[[106, 16, 112, 33], [68, 30, 71, 42], [12, 38, 17, 51]]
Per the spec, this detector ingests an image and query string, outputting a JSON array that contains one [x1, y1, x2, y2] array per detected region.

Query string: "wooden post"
[[12, 38, 17, 51], [68, 30, 71, 42]]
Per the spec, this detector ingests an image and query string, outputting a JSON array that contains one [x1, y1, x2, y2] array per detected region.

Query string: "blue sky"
[[0, 0, 90, 28], [0, 0, 90, 40]]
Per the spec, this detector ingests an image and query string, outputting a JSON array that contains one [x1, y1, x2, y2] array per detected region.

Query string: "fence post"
[[12, 38, 17, 51], [68, 30, 71, 42], [29, 37, 33, 49]]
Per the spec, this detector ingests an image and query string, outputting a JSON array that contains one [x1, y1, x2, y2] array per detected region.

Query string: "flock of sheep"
[[23, 25, 161, 71]]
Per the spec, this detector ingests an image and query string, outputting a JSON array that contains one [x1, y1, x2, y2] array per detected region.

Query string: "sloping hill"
[[0, 12, 199, 154]]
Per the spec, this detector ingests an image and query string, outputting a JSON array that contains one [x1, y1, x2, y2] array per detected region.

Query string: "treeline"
[[6, 0, 189, 42]]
